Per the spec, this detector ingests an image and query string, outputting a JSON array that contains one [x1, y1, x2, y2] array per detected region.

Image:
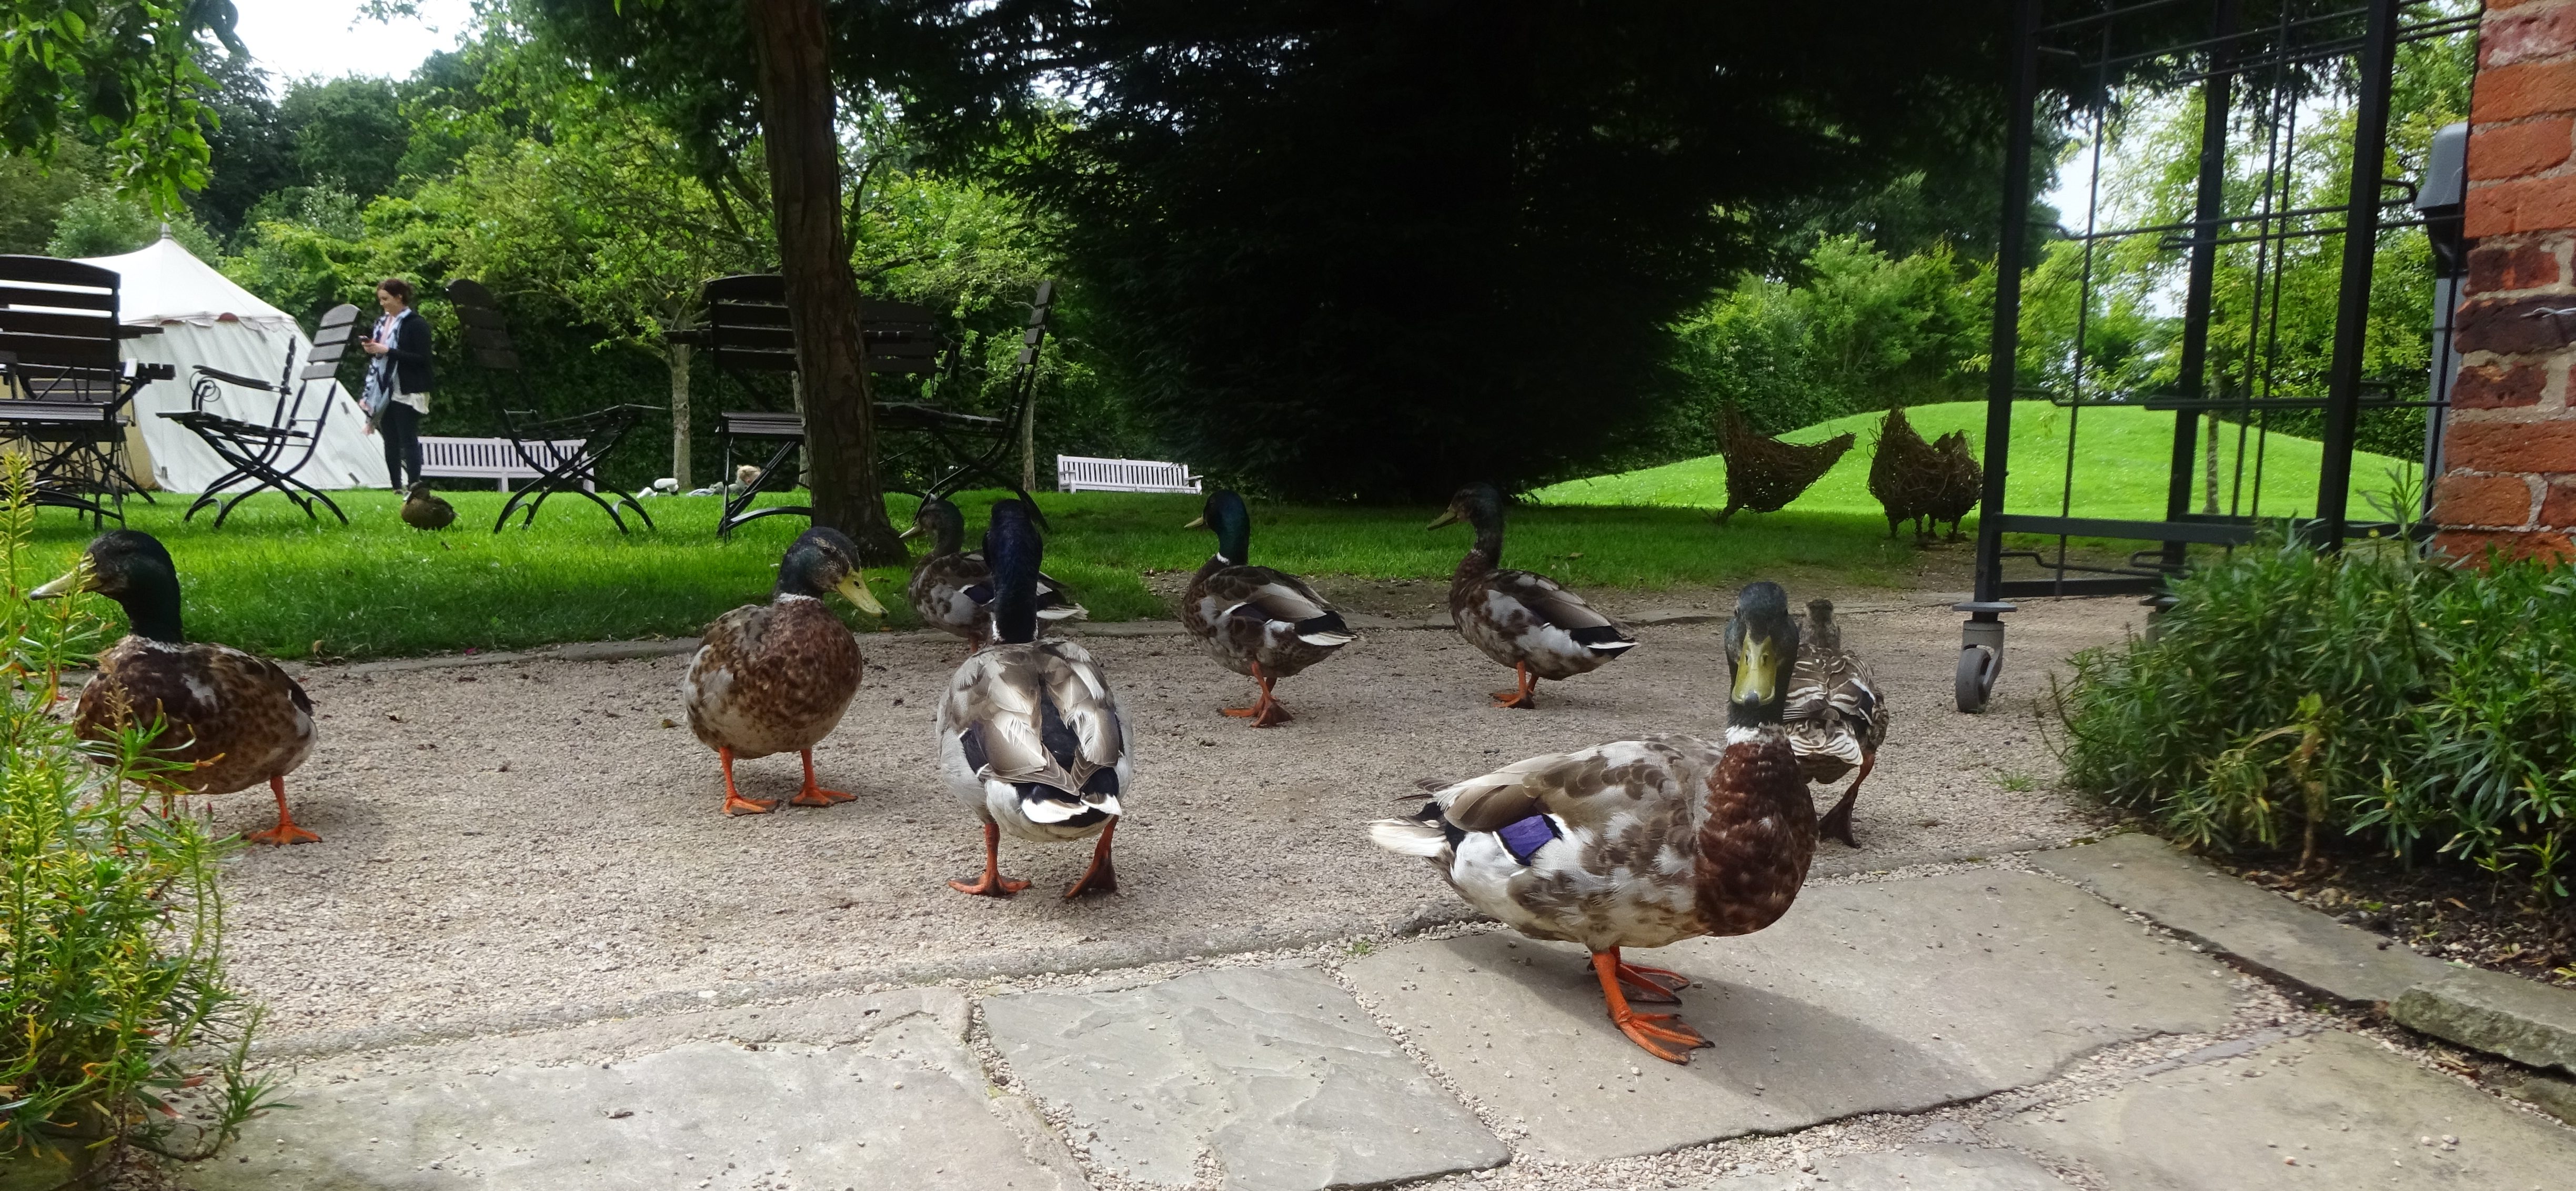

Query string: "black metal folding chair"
[[690, 275, 1054, 539], [0, 255, 172, 525], [158, 302, 363, 527], [445, 279, 658, 533]]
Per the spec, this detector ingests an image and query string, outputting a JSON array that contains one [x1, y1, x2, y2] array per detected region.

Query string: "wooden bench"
[[1056, 455, 1202, 494], [419, 436, 592, 492]]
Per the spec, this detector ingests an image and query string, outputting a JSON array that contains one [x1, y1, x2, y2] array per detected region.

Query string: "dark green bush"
[[2057, 542, 2576, 897]]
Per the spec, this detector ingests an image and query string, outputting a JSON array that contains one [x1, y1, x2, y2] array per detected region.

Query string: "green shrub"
[[0, 463, 274, 1176], [2057, 541, 2576, 897]]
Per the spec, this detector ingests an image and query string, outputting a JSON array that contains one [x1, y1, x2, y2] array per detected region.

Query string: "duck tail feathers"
[[1368, 817, 1452, 861], [1569, 623, 1639, 655], [1294, 610, 1356, 647]]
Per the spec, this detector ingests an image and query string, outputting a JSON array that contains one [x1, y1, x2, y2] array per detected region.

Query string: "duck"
[[1785, 598, 1888, 847], [33, 531, 320, 844], [1429, 483, 1638, 708], [1180, 489, 1354, 726], [1371, 581, 1814, 1064], [901, 494, 1087, 650], [680, 527, 887, 815], [400, 482, 456, 530], [937, 499, 1131, 899]]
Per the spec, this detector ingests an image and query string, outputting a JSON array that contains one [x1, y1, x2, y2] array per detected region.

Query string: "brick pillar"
[[2430, 0, 2576, 562]]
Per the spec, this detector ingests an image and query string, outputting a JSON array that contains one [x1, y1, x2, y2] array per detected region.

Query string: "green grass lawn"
[[1531, 400, 2423, 522]]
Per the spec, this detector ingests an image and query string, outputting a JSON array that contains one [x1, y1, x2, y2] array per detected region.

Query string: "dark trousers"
[[380, 402, 425, 488]]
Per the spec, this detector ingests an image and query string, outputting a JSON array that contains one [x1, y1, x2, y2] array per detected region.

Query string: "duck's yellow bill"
[[1425, 510, 1461, 530], [836, 573, 888, 617], [897, 524, 922, 541], [1731, 634, 1777, 704], [1184, 516, 1205, 529], [29, 561, 90, 600]]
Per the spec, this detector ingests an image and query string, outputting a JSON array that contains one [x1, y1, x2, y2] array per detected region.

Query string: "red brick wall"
[[2433, 0, 2576, 562]]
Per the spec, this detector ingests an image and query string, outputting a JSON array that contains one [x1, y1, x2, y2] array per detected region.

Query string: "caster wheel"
[[1956, 644, 2000, 713]]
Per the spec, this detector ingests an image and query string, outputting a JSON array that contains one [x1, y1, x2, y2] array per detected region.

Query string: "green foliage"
[[276, 75, 408, 202], [0, 462, 272, 1172], [0, 0, 243, 211], [0, 138, 98, 254], [42, 188, 220, 258], [2057, 545, 2576, 898]]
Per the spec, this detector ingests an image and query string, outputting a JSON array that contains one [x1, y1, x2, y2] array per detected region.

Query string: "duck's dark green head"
[[33, 530, 185, 642], [902, 496, 965, 552], [777, 528, 886, 616], [1186, 489, 1252, 564], [983, 499, 1045, 645], [1427, 482, 1505, 537], [1724, 581, 1800, 725]]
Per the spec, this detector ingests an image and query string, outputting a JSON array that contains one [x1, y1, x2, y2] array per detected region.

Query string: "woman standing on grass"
[[361, 277, 434, 490]]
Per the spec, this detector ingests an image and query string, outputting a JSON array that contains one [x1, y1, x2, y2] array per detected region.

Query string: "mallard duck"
[[1371, 582, 1814, 1064], [1786, 598, 1888, 847], [400, 482, 455, 530], [937, 499, 1131, 898], [1428, 483, 1637, 709], [681, 528, 887, 816], [901, 495, 1086, 650], [33, 531, 319, 844], [1181, 489, 1354, 726]]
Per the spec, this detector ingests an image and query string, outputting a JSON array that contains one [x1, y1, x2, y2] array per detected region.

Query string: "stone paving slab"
[[178, 988, 1083, 1191], [1343, 870, 2236, 1164], [2392, 967, 2576, 1076], [1995, 1028, 2576, 1190], [1690, 1144, 2075, 1189], [981, 965, 1504, 1191], [2029, 834, 2448, 1004]]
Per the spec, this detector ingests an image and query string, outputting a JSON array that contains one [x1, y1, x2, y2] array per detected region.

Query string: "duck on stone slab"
[[681, 528, 886, 816], [1428, 482, 1637, 709], [902, 494, 1086, 652], [34, 531, 320, 844], [1180, 489, 1354, 727], [1371, 582, 1816, 1064], [936, 499, 1132, 899]]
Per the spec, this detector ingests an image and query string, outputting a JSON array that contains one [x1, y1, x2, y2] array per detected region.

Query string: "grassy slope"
[[1532, 400, 2423, 522]]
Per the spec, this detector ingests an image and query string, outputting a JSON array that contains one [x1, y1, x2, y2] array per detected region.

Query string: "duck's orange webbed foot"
[[717, 748, 779, 816], [951, 822, 1032, 897], [244, 777, 320, 845], [1615, 960, 1690, 1004], [1063, 821, 1120, 899], [789, 750, 858, 808], [1593, 950, 1709, 1064]]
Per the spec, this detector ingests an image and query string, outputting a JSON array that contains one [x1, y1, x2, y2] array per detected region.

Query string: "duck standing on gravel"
[[1428, 482, 1636, 709], [1785, 598, 1887, 847], [901, 494, 1086, 652], [1180, 489, 1354, 727], [937, 500, 1132, 899], [34, 531, 320, 844], [681, 528, 887, 815], [1371, 582, 1816, 1064]]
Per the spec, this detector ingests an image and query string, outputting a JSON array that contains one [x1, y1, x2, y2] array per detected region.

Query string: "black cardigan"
[[379, 309, 434, 395]]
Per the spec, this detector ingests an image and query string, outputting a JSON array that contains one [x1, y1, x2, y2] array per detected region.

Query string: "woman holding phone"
[[361, 277, 434, 489]]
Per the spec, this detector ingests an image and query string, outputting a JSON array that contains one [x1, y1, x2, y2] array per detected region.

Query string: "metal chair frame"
[[0, 255, 171, 525], [445, 279, 658, 533], [160, 302, 363, 527]]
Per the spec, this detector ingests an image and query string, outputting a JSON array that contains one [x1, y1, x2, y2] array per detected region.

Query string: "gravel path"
[[210, 590, 2141, 1044]]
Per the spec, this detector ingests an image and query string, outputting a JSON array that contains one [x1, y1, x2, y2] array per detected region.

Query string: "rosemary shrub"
[[2057, 540, 2576, 897]]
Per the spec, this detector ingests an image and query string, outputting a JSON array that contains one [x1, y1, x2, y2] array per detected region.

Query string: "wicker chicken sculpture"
[[1715, 405, 1853, 525], [1867, 405, 1980, 543]]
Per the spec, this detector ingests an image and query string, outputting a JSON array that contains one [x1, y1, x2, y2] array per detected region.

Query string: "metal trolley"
[[1957, 0, 2477, 711]]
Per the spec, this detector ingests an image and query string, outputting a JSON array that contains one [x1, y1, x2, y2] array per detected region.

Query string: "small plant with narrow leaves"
[[2055, 540, 2576, 899], [0, 459, 278, 1181]]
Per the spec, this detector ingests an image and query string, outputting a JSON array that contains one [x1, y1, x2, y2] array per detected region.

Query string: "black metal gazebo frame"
[[1956, 0, 2478, 711]]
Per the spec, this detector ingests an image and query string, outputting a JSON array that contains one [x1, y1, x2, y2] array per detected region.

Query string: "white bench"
[[1056, 455, 1202, 494], [418, 437, 593, 491]]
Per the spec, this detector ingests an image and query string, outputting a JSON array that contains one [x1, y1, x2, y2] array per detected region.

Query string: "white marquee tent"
[[76, 235, 385, 493]]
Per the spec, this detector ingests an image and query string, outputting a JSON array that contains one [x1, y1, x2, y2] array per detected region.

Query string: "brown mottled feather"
[[1179, 557, 1350, 679], [682, 597, 863, 759], [76, 638, 316, 795], [1693, 733, 1816, 936]]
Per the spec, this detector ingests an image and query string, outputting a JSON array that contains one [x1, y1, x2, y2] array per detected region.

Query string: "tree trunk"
[[669, 339, 692, 489], [742, 0, 904, 563]]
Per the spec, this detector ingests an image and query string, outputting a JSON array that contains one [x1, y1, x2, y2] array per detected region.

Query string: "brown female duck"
[[1785, 598, 1888, 847], [681, 528, 887, 815], [34, 531, 320, 844]]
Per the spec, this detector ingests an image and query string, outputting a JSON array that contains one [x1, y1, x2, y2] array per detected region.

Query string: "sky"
[[227, 0, 478, 88]]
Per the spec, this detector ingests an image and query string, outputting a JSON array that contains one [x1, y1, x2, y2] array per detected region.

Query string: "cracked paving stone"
[[981, 965, 1504, 1190], [1344, 870, 2236, 1164], [1690, 1143, 2075, 1189]]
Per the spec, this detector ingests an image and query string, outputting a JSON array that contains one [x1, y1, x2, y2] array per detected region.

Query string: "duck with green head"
[[1181, 489, 1354, 727], [33, 530, 320, 844], [1372, 582, 1815, 1064], [1428, 482, 1638, 709], [681, 528, 888, 815], [936, 499, 1132, 898], [901, 494, 1087, 652]]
